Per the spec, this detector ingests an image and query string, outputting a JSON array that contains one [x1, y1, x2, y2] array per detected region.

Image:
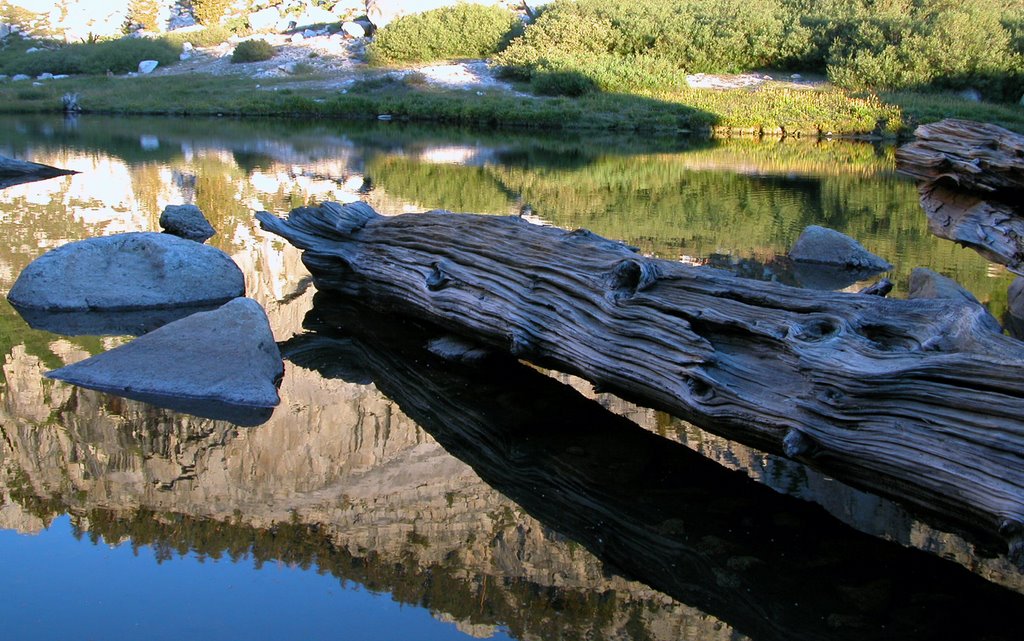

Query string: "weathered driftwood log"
[[897, 119, 1024, 273], [257, 202, 1024, 559], [916, 182, 1024, 274], [0, 154, 76, 189], [282, 294, 1024, 641], [896, 119, 1024, 193]]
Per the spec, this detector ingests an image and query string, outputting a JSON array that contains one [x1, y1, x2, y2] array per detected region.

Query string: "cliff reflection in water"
[[3, 114, 1024, 639]]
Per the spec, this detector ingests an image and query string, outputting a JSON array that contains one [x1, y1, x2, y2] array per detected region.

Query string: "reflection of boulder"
[[0, 154, 76, 189], [7, 232, 244, 313], [11, 303, 224, 337], [46, 298, 283, 423]]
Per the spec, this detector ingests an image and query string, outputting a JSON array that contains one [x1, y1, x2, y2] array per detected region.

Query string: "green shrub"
[[191, 0, 232, 26], [531, 70, 597, 96], [367, 4, 523, 64], [824, 0, 1024, 101], [231, 39, 275, 63], [495, 0, 793, 80], [0, 37, 181, 75]]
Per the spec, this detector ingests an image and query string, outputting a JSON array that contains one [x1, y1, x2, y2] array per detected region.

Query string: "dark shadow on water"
[[279, 292, 1024, 641]]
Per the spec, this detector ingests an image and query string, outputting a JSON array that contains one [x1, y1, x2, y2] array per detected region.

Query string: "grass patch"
[[0, 36, 181, 76], [881, 90, 1024, 133], [0, 71, 1018, 138]]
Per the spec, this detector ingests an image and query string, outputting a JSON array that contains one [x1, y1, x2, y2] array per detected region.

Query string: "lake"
[[1, 114, 1022, 641]]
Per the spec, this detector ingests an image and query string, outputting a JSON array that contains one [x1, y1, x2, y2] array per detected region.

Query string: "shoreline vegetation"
[[0, 0, 1022, 137]]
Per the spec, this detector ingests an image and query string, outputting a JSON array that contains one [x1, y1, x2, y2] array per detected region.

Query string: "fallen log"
[[916, 182, 1024, 275], [897, 119, 1024, 273], [257, 202, 1024, 561], [895, 119, 1024, 193], [0, 154, 77, 189]]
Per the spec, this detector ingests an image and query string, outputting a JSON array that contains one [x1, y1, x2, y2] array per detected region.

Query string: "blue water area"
[[0, 516, 512, 641]]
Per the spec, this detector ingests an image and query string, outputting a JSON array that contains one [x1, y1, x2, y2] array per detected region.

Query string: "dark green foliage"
[[367, 4, 523, 64], [494, 0, 1024, 101], [495, 0, 797, 89], [0, 37, 181, 75], [816, 0, 1024, 101], [231, 39, 275, 64], [530, 70, 597, 96]]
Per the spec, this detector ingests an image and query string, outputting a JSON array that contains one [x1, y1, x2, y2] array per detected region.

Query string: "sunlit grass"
[[0, 71, 1019, 136]]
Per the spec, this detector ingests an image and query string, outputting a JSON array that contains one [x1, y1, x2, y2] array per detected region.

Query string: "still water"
[[1, 114, 1022, 640]]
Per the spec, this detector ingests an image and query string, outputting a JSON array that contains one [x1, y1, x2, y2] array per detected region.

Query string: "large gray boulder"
[[908, 267, 1001, 334], [46, 297, 283, 416], [789, 225, 892, 271], [159, 203, 216, 242], [7, 232, 244, 311]]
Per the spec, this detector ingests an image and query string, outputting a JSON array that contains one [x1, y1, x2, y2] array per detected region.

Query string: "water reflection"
[[1, 114, 1021, 639], [285, 294, 1024, 641]]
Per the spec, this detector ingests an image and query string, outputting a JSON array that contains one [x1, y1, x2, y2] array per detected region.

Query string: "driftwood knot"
[[609, 259, 659, 298], [783, 429, 817, 458], [426, 262, 455, 291]]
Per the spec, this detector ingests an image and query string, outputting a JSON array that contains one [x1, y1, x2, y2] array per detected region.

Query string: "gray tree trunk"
[[897, 118, 1024, 274], [258, 201, 1024, 563]]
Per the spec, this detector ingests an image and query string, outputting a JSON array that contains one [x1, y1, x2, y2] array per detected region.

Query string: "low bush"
[[822, 0, 1024, 101], [231, 39, 275, 64], [531, 70, 597, 96], [367, 4, 523, 64], [0, 36, 181, 76], [495, 0, 797, 82], [494, 0, 1024, 101]]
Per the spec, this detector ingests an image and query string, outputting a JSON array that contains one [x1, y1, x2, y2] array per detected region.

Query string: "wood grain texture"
[[896, 119, 1024, 193], [897, 119, 1024, 272], [258, 201, 1024, 561], [917, 182, 1024, 274]]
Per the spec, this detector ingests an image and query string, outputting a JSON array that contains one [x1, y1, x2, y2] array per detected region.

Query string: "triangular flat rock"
[[46, 297, 283, 410]]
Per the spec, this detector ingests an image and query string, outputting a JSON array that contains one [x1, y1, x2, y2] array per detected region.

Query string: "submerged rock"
[[159, 204, 216, 242], [908, 267, 1002, 334], [7, 232, 244, 312], [46, 297, 284, 413], [789, 225, 892, 272]]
